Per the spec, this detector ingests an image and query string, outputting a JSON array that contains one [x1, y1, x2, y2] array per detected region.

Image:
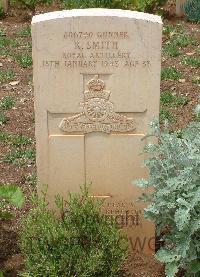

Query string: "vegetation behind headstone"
[[62, 0, 167, 13], [11, 0, 53, 14], [183, 0, 200, 23]]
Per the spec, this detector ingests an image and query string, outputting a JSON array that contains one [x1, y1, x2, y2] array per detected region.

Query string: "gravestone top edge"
[[32, 9, 162, 25]]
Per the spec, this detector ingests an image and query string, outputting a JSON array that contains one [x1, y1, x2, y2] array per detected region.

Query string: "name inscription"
[[41, 30, 152, 70]]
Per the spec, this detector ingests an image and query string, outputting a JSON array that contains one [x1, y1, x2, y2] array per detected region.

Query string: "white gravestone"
[[32, 9, 162, 255]]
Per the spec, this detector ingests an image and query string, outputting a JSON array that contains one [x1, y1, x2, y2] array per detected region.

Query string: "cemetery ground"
[[0, 6, 200, 277]]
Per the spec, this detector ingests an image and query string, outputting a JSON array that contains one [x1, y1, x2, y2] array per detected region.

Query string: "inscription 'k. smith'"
[[59, 75, 135, 134]]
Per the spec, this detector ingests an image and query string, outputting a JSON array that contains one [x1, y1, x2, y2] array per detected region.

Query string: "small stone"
[[186, 52, 195, 56], [0, 63, 3, 67], [178, 79, 186, 83], [9, 81, 20, 86]]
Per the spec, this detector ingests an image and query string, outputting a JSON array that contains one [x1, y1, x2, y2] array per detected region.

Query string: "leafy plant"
[[136, 0, 167, 13], [0, 131, 32, 147], [0, 6, 4, 19], [0, 37, 18, 48], [0, 96, 15, 110], [161, 67, 181, 81], [160, 91, 188, 108], [163, 24, 175, 35], [0, 28, 6, 36], [159, 107, 175, 124], [194, 104, 200, 121], [0, 48, 11, 57], [163, 42, 180, 58], [16, 54, 32, 68], [0, 96, 15, 126], [173, 34, 197, 48], [182, 56, 200, 68], [163, 23, 197, 60], [62, 0, 136, 9], [23, 41, 32, 50], [25, 173, 37, 187], [135, 115, 200, 277], [0, 112, 8, 125], [17, 26, 31, 37], [62, 0, 166, 12], [20, 185, 127, 276], [192, 76, 200, 85], [14, 0, 53, 14], [183, 0, 200, 23], [0, 70, 15, 83], [3, 148, 35, 167], [0, 184, 24, 220]]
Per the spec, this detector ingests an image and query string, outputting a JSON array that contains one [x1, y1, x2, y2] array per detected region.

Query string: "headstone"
[[176, 0, 186, 17], [32, 9, 162, 256]]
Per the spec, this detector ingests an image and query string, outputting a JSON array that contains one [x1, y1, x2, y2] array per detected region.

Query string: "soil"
[[0, 1, 199, 276]]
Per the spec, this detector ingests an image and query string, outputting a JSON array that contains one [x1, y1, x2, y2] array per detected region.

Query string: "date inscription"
[[41, 30, 152, 70]]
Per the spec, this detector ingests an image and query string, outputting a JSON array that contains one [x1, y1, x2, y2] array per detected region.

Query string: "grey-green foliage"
[[135, 117, 200, 277], [20, 185, 127, 277], [183, 0, 200, 23]]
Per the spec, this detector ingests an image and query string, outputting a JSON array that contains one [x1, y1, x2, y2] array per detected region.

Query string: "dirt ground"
[[0, 1, 199, 276]]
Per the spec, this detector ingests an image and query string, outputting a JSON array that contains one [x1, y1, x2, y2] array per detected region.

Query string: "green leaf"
[[188, 260, 200, 273], [165, 262, 179, 277], [156, 249, 181, 263], [0, 185, 24, 208], [0, 271, 4, 277], [175, 208, 190, 231], [134, 178, 149, 188], [0, 211, 14, 220]]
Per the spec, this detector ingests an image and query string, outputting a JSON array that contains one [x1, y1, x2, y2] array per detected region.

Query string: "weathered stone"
[[32, 9, 162, 255]]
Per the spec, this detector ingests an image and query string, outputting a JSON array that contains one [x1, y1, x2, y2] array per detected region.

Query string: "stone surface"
[[32, 9, 162, 256], [176, 0, 186, 17]]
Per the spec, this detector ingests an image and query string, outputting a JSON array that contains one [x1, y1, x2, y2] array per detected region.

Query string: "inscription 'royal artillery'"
[[59, 75, 135, 134]]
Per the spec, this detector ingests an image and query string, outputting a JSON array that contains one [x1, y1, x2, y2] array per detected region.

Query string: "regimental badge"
[[59, 75, 136, 134]]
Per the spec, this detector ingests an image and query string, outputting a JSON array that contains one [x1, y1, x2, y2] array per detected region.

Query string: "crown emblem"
[[84, 75, 110, 101], [59, 74, 136, 134]]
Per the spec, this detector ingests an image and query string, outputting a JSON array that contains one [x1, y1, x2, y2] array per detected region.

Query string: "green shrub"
[[62, 0, 166, 12], [135, 116, 200, 277], [0, 185, 24, 220], [20, 185, 127, 277], [183, 0, 200, 23], [62, 0, 136, 9], [0, 96, 15, 110], [0, 111, 8, 125], [161, 67, 181, 81], [0, 6, 4, 19], [136, 0, 166, 13], [16, 54, 32, 68], [14, 0, 53, 13]]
